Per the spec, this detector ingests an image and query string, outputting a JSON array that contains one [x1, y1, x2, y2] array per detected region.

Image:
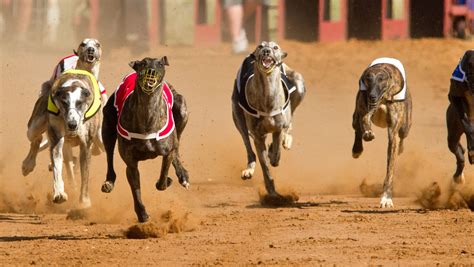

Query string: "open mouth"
[[146, 78, 158, 89], [86, 52, 96, 63], [260, 56, 275, 70]]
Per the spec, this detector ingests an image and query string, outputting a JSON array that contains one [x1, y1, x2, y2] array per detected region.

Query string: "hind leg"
[[447, 104, 466, 184], [170, 90, 190, 188], [101, 94, 118, 193], [398, 92, 412, 155], [285, 66, 306, 115], [171, 89, 189, 140], [156, 153, 174, 191], [172, 149, 189, 189], [268, 131, 282, 167], [232, 102, 256, 179]]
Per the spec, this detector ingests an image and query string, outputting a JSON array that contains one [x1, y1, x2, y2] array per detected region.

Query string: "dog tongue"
[[263, 57, 273, 68]]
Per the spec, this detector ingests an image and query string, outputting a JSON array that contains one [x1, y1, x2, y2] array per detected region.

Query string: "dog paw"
[[453, 173, 465, 185], [379, 195, 394, 208], [137, 212, 150, 223], [352, 151, 362, 159], [180, 180, 190, 190], [52, 192, 68, 204], [101, 181, 115, 193], [156, 177, 173, 191], [241, 162, 256, 180], [21, 159, 36, 176], [282, 134, 293, 150], [363, 131, 375, 142], [78, 197, 91, 209]]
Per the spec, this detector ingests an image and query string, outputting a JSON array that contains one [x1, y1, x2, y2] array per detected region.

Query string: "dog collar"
[[257, 63, 276, 75]]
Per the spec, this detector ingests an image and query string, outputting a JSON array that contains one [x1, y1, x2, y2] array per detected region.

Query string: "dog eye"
[[258, 45, 263, 49], [273, 46, 279, 50], [76, 101, 83, 108]]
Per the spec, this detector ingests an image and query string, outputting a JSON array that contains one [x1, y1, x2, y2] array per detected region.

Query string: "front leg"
[[125, 162, 149, 223], [268, 131, 282, 167], [156, 153, 174, 191], [352, 110, 364, 158], [79, 140, 92, 208], [49, 128, 68, 204], [101, 94, 118, 193], [460, 118, 474, 164], [254, 136, 278, 196], [380, 105, 402, 208], [355, 91, 375, 142], [62, 144, 76, 189]]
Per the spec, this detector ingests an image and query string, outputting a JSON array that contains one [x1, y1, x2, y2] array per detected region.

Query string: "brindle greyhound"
[[232, 41, 305, 201], [352, 58, 412, 208], [22, 38, 105, 179], [447, 50, 474, 183], [101, 57, 189, 222], [47, 69, 102, 207]]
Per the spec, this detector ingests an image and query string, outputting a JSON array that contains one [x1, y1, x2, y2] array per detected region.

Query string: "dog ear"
[[129, 60, 143, 72], [281, 51, 288, 59], [461, 50, 474, 72], [73, 49, 78, 56], [160, 56, 169, 66]]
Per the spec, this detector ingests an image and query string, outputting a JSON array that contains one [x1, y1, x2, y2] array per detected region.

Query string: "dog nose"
[[67, 121, 78, 130], [87, 47, 95, 53]]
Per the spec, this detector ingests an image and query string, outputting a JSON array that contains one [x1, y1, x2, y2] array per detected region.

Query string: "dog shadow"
[[341, 208, 429, 214], [0, 234, 122, 242], [246, 200, 349, 209], [0, 214, 42, 225]]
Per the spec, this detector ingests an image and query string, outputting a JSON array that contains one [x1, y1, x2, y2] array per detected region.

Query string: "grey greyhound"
[[47, 69, 102, 207], [101, 57, 189, 222], [352, 58, 412, 208], [231, 41, 305, 202], [446, 50, 474, 184], [22, 38, 106, 179]]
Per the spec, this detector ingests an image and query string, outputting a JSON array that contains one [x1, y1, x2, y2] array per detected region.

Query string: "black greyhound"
[[447, 50, 474, 184], [101, 57, 189, 222]]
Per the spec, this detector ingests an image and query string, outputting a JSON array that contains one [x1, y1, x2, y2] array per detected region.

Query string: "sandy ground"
[[0, 38, 473, 265]]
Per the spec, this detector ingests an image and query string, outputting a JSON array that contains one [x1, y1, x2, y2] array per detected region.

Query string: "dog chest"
[[371, 104, 388, 128], [118, 137, 174, 160]]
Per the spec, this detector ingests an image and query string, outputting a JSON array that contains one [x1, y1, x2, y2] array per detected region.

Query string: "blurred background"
[[0, 0, 473, 54]]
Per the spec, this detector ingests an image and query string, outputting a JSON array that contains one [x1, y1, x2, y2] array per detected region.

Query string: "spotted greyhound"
[[231, 41, 306, 201]]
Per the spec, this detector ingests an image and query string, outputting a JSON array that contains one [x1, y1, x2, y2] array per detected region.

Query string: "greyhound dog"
[[47, 69, 102, 207], [101, 57, 189, 222], [446, 50, 474, 183], [22, 38, 106, 179], [231, 41, 305, 201], [352, 58, 412, 208]]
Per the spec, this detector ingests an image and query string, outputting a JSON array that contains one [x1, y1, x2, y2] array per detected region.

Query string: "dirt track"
[[0, 39, 473, 265]]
